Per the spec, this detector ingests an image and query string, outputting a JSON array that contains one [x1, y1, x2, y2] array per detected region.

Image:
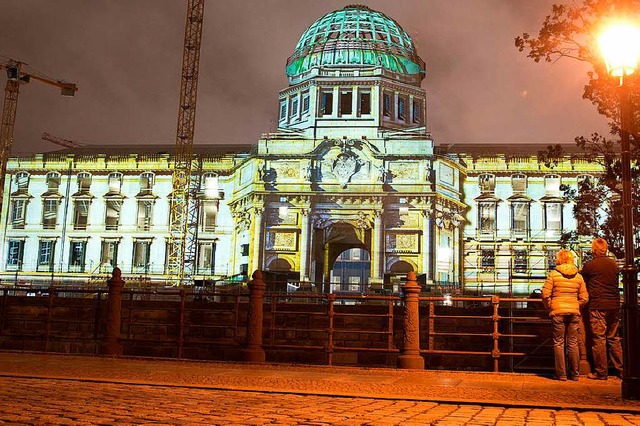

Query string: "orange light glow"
[[598, 22, 640, 78]]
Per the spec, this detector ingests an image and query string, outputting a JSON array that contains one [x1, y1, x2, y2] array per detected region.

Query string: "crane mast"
[[0, 60, 77, 213], [167, 0, 205, 285]]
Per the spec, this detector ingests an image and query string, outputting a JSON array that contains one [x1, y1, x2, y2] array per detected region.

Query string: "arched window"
[[479, 174, 495, 193]]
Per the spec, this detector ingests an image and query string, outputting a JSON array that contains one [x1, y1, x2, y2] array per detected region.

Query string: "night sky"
[[1, 0, 611, 154]]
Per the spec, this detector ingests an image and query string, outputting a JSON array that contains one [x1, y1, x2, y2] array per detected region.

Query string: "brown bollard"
[[578, 308, 591, 375], [241, 270, 266, 362], [398, 271, 425, 369], [101, 267, 124, 356]]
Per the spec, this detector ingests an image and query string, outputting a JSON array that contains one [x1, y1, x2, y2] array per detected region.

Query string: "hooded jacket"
[[542, 263, 589, 317]]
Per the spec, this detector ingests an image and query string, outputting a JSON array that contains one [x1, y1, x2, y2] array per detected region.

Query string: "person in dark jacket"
[[580, 238, 623, 380], [542, 249, 589, 381]]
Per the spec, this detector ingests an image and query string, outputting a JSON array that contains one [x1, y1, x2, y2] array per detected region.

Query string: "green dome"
[[286, 5, 425, 77]]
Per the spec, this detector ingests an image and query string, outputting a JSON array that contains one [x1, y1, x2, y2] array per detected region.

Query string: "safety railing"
[[0, 277, 554, 372]]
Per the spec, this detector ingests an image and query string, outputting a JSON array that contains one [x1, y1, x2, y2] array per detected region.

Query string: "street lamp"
[[599, 20, 640, 400]]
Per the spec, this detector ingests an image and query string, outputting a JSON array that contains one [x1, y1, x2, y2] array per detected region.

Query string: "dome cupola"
[[286, 5, 425, 79]]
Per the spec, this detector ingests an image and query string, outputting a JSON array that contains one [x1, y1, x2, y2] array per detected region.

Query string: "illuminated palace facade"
[[0, 6, 603, 294]]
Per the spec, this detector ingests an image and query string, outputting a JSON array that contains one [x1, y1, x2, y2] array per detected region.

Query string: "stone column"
[[299, 209, 310, 282], [101, 267, 124, 356], [370, 210, 383, 288], [398, 271, 424, 369], [250, 207, 263, 273], [453, 221, 460, 285], [421, 209, 432, 282], [242, 270, 266, 362], [323, 243, 331, 293]]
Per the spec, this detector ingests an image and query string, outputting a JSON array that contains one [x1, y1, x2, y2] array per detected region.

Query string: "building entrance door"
[[313, 222, 371, 292]]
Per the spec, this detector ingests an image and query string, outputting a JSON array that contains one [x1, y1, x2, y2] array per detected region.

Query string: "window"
[[479, 174, 495, 193], [339, 90, 352, 115], [511, 202, 529, 233], [479, 203, 496, 233], [73, 199, 90, 230], [46, 172, 61, 192], [100, 240, 119, 271], [513, 249, 527, 273], [544, 174, 561, 197], [383, 92, 391, 117], [547, 248, 560, 270], [545, 202, 562, 231], [290, 97, 299, 119], [397, 96, 406, 121], [320, 91, 333, 115], [481, 249, 495, 271], [200, 200, 218, 232], [132, 240, 151, 272], [69, 240, 87, 272], [140, 172, 154, 194], [198, 241, 217, 274], [577, 175, 596, 231], [14, 171, 29, 192], [241, 243, 250, 256], [137, 200, 154, 230], [412, 99, 421, 124], [577, 174, 593, 189], [302, 93, 310, 115], [38, 240, 55, 272], [202, 173, 219, 198], [107, 172, 123, 194], [7, 240, 24, 270], [512, 174, 526, 193], [77, 172, 91, 193], [105, 199, 122, 231], [10, 199, 27, 229], [359, 91, 371, 115], [279, 100, 286, 120], [42, 199, 59, 229]]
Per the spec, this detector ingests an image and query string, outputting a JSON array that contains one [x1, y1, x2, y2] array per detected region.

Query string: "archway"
[[267, 258, 292, 272], [312, 222, 371, 292], [330, 248, 371, 293], [264, 258, 295, 292], [390, 260, 414, 274], [385, 260, 416, 294]]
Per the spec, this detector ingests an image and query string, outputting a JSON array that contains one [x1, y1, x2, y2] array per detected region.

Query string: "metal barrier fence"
[[0, 282, 553, 372]]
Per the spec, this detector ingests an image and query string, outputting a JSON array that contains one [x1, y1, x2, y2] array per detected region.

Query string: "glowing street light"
[[599, 22, 640, 80], [598, 20, 640, 400]]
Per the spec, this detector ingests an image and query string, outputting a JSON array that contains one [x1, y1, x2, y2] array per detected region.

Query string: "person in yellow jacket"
[[542, 249, 589, 381]]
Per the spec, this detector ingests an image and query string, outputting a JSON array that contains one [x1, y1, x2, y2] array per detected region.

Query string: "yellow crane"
[[0, 60, 77, 211], [167, 0, 205, 285]]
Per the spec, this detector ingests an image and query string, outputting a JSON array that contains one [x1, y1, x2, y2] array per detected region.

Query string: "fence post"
[[242, 270, 266, 362], [398, 271, 424, 369], [101, 267, 124, 356], [578, 308, 591, 375]]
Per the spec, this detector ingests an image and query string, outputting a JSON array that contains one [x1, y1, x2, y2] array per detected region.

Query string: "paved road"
[[2, 376, 639, 425], [2, 352, 640, 425]]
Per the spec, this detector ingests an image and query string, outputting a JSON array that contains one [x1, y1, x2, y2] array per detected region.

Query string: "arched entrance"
[[264, 257, 295, 292], [312, 222, 371, 292], [385, 260, 416, 294], [330, 248, 371, 293], [267, 258, 292, 272]]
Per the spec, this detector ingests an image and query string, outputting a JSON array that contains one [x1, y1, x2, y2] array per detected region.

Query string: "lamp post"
[[599, 21, 640, 400]]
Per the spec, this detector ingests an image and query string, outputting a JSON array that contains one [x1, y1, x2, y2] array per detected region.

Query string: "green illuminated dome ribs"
[[286, 5, 426, 77]]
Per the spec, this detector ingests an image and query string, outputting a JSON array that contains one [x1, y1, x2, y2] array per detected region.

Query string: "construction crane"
[[0, 59, 77, 209], [42, 131, 84, 149], [167, 0, 205, 286]]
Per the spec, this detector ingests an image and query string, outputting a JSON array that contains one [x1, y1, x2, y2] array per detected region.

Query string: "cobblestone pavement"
[[2, 352, 640, 425], [2, 376, 640, 425]]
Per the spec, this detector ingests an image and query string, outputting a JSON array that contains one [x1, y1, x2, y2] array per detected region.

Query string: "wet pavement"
[[1, 352, 640, 425]]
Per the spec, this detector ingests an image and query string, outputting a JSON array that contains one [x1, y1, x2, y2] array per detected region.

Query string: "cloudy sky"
[[1, 0, 611, 154]]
